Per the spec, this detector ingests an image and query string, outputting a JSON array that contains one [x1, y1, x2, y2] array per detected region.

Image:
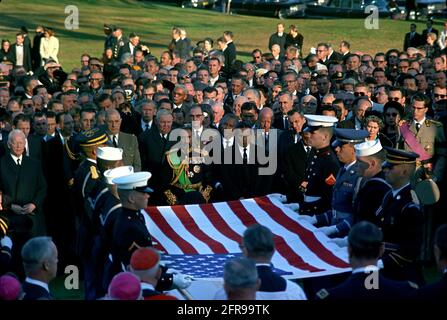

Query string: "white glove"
[[329, 236, 348, 248], [0, 236, 12, 249], [284, 203, 300, 211], [299, 215, 317, 225], [172, 273, 193, 289], [318, 225, 338, 236], [268, 193, 287, 203]]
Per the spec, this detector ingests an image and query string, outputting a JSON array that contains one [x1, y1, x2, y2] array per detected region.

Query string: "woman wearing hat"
[[39, 27, 59, 65]]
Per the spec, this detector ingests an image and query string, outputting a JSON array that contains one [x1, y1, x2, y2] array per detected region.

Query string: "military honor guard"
[[110, 171, 192, 292], [305, 128, 369, 238], [316, 222, 418, 300], [376, 147, 425, 285], [299, 115, 340, 215], [353, 139, 392, 224]]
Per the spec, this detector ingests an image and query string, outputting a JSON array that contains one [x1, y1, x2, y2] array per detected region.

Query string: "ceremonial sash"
[[399, 123, 431, 161]]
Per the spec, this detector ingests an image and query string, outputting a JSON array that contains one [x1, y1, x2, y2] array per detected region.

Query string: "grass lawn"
[[1, 0, 444, 71]]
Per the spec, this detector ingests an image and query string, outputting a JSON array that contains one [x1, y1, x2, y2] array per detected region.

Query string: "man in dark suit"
[[224, 31, 237, 65], [404, 24, 423, 51], [316, 222, 418, 300], [134, 99, 156, 138], [21, 237, 57, 300], [32, 26, 45, 71], [273, 92, 293, 130], [422, 19, 439, 40], [138, 109, 174, 205], [118, 32, 141, 61], [10, 33, 32, 72], [0, 129, 47, 278], [168, 27, 189, 60], [221, 122, 272, 200], [106, 109, 141, 171], [11, 114, 43, 162]]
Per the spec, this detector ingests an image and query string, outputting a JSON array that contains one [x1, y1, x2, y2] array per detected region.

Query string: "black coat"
[[0, 154, 47, 235], [268, 33, 287, 52], [0, 135, 42, 162], [285, 33, 304, 51], [22, 281, 52, 300], [10, 43, 33, 72], [376, 185, 425, 285], [404, 32, 423, 50], [139, 126, 174, 204], [316, 272, 417, 300], [411, 273, 447, 300], [220, 143, 272, 200], [283, 139, 312, 203]]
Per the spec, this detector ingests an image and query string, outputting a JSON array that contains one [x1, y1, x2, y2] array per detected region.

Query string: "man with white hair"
[[0, 129, 47, 278], [21, 236, 58, 300]]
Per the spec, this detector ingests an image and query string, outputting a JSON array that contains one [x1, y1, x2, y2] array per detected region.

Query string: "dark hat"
[[382, 147, 419, 168], [332, 128, 369, 148], [162, 79, 175, 93], [76, 127, 109, 148], [331, 71, 344, 82]]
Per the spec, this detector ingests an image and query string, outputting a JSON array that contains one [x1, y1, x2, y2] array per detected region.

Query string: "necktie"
[[112, 135, 118, 147], [339, 167, 347, 176], [283, 116, 288, 130], [416, 122, 421, 133], [305, 146, 311, 158], [243, 147, 248, 165], [144, 123, 149, 132], [162, 134, 167, 144], [225, 140, 230, 149], [17, 158, 21, 166], [264, 132, 269, 146]]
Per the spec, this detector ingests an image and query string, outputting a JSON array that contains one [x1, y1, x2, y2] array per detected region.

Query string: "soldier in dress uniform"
[[84, 147, 129, 299], [304, 128, 369, 238], [299, 115, 340, 216], [353, 139, 392, 225], [161, 125, 213, 205], [110, 171, 192, 292], [316, 221, 418, 300], [110, 26, 127, 61], [71, 127, 109, 299], [376, 147, 425, 286]]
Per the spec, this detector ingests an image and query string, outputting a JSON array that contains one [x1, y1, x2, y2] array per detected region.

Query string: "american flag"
[[142, 195, 350, 280]]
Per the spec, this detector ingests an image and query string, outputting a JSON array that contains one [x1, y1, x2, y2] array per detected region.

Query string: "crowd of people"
[[0, 18, 446, 300]]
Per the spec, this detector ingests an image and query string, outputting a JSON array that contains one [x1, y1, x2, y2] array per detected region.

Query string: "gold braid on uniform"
[[201, 185, 213, 203], [164, 190, 178, 206], [64, 138, 79, 161]]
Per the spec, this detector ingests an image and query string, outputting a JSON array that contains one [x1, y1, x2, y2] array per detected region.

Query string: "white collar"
[[87, 158, 97, 164], [344, 160, 356, 171], [141, 119, 152, 127], [277, 32, 283, 37], [255, 263, 271, 267], [11, 153, 23, 164], [238, 144, 250, 157], [392, 183, 410, 198], [223, 136, 234, 146], [227, 40, 233, 44], [25, 277, 49, 293], [414, 117, 425, 125], [352, 265, 379, 274], [173, 103, 182, 109]]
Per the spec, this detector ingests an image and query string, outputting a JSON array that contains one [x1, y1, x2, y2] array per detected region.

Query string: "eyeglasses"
[[354, 92, 366, 97], [361, 60, 371, 63], [385, 112, 398, 117], [253, 56, 261, 59], [434, 94, 447, 99], [388, 97, 400, 102]]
